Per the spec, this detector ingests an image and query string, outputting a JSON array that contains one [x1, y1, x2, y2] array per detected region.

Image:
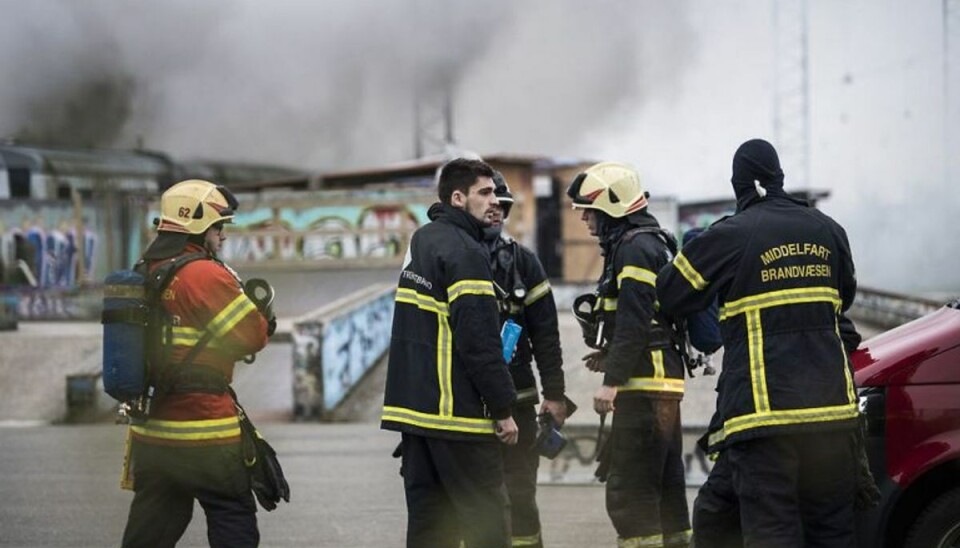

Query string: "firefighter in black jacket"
[[483, 172, 567, 548], [656, 139, 861, 547], [381, 157, 519, 548], [567, 162, 691, 548]]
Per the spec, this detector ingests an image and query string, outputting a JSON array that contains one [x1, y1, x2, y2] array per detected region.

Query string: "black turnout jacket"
[[657, 190, 860, 452], [488, 235, 564, 406], [381, 203, 517, 441], [595, 213, 686, 407]]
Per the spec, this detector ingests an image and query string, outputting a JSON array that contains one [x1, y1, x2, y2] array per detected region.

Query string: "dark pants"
[[122, 440, 258, 548], [402, 433, 510, 548], [691, 451, 742, 548], [727, 431, 857, 548], [502, 405, 542, 547], [606, 398, 691, 547]]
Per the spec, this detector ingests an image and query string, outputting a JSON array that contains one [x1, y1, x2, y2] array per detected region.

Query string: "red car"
[[853, 300, 960, 547]]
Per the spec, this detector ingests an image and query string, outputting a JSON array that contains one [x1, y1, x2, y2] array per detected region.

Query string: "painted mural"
[[292, 288, 395, 418], [144, 189, 435, 266], [0, 202, 102, 319]]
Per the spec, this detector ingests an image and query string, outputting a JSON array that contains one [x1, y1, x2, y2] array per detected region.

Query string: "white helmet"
[[566, 162, 647, 218]]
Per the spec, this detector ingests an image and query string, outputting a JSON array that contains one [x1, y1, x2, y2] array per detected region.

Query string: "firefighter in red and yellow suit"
[[121, 180, 272, 548]]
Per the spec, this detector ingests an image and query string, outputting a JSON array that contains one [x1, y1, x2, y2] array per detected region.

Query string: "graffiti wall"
[[0, 201, 103, 320], [146, 189, 436, 267], [292, 286, 395, 418]]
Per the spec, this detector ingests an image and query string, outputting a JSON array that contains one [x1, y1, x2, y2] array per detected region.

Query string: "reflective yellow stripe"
[[747, 310, 770, 413], [169, 326, 221, 349], [663, 529, 692, 545], [131, 416, 241, 441], [617, 265, 657, 289], [396, 288, 449, 316], [707, 403, 860, 447], [104, 285, 144, 299], [673, 252, 708, 291], [523, 281, 551, 306], [835, 317, 857, 405], [437, 317, 454, 416], [602, 298, 618, 311], [618, 533, 664, 548], [382, 406, 496, 434], [207, 293, 258, 338], [447, 279, 495, 303], [719, 286, 841, 320], [620, 377, 684, 394], [651, 350, 665, 379], [512, 531, 542, 546]]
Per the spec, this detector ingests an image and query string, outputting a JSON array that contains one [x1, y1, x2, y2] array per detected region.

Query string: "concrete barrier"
[[291, 283, 395, 420], [850, 286, 946, 329]]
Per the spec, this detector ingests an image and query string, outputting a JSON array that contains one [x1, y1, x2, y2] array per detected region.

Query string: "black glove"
[[266, 317, 277, 337]]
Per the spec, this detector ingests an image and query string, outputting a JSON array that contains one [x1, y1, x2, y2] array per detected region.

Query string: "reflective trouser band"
[[619, 377, 684, 394], [707, 402, 860, 447], [618, 533, 664, 548], [130, 416, 241, 441], [512, 531, 542, 546], [663, 529, 692, 546], [515, 387, 539, 404], [382, 406, 496, 434]]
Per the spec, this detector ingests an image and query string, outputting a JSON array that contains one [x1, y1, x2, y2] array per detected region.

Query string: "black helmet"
[[492, 171, 514, 218]]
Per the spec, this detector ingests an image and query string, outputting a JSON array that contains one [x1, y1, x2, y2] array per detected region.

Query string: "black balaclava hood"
[[731, 139, 785, 208]]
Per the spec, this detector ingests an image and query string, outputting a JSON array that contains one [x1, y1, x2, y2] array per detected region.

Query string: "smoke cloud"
[[0, 0, 694, 168]]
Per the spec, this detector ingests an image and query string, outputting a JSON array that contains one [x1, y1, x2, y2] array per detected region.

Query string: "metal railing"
[[849, 286, 948, 329]]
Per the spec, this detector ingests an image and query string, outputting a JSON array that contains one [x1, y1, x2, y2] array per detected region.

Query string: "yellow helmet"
[[156, 179, 238, 235], [566, 162, 648, 218]]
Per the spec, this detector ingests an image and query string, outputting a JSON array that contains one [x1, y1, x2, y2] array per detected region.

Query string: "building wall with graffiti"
[[292, 286, 395, 418], [0, 201, 103, 319], [146, 189, 436, 268]]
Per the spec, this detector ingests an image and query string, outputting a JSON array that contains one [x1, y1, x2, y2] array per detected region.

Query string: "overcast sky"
[[0, 0, 956, 294]]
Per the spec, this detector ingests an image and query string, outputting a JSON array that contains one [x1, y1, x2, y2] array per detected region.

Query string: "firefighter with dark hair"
[[656, 139, 861, 547], [567, 163, 691, 548], [121, 180, 273, 548], [381, 157, 519, 548], [483, 171, 567, 548]]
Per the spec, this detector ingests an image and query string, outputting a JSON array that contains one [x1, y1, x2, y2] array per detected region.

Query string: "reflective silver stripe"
[[523, 281, 551, 306], [602, 298, 618, 311], [620, 377, 684, 393], [447, 279, 496, 303], [382, 406, 496, 434], [207, 293, 258, 338], [516, 387, 539, 402], [617, 266, 657, 289], [673, 252, 708, 291], [720, 286, 841, 320], [618, 533, 664, 548], [396, 288, 449, 315]]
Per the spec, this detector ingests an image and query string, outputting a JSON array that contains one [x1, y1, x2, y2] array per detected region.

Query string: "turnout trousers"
[[726, 431, 857, 548], [402, 432, 510, 548], [691, 450, 742, 548], [121, 439, 258, 548], [502, 404, 542, 547], [606, 397, 691, 548]]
